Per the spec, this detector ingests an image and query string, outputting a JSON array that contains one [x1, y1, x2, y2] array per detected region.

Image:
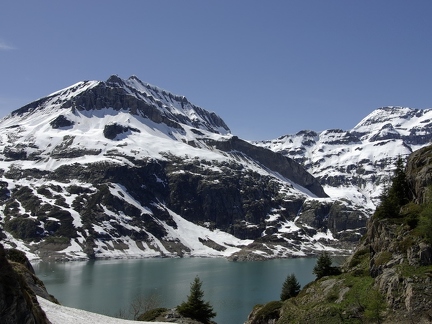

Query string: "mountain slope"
[[0, 75, 335, 261], [256, 106, 432, 218]]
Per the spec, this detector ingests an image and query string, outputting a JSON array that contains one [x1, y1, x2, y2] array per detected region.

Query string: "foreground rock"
[[0, 243, 51, 324], [138, 308, 215, 324]]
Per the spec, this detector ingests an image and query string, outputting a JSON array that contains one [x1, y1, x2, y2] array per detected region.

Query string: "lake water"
[[33, 257, 317, 324]]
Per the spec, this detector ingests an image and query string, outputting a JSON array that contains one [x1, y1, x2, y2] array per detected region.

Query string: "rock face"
[[0, 75, 346, 261], [361, 217, 432, 323], [405, 144, 432, 204], [0, 244, 51, 324]]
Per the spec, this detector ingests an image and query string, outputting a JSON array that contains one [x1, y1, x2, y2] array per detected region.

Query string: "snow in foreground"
[[37, 296, 172, 324]]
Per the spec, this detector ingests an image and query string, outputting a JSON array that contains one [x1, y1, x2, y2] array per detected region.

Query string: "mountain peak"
[[106, 74, 125, 86], [5, 75, 230, 136]]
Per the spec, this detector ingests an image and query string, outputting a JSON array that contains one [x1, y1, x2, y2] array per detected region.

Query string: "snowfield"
[[38, 296, 171, 324]]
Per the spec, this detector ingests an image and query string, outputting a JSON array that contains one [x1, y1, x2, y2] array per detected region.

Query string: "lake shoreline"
[[33, 256, 319, 324]]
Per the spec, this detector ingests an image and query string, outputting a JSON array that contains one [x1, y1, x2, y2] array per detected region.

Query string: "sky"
[[1, 1, 431, 140]]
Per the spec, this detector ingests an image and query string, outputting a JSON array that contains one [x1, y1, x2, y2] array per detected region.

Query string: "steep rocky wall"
[[406, 144, 432, 204], [0, 244, 51, 324], [209, 136, 327, 198]]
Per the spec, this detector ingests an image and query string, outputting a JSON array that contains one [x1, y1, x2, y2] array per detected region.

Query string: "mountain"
[[255, 106, 432, 228], [1, 76, 431, 261], [0, 75, 337, 261]]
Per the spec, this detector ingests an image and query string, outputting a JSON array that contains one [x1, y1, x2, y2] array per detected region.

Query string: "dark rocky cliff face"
[[406, 144, 432, 204], [208, 136, 327, 198], [0, 244, 51, 324]]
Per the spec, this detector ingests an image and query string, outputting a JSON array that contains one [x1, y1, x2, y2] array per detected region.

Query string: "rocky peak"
[[6, 75, 230, 136], [256, 106, 432, 221]]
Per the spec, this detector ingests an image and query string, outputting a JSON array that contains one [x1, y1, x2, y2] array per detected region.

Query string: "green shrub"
[[253, 301, 282, 324], [326, 291, 339, 303], [14, 186, 42, 214], [44, 236, 70, 245], [137, 307, 167, 321], [363, 289, 386, 323], [374, 251, 392, 266], [349, 248, 369, 268], [418, 204, 432, 244]]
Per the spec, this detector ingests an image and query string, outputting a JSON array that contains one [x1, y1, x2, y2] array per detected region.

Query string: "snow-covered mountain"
[[256, 106, 432, 221], [2, 76, 429, 261], [0, 75, 337, 261]]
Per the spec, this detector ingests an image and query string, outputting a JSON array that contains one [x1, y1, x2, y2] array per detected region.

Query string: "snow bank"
[[37, 296, 172, 324]]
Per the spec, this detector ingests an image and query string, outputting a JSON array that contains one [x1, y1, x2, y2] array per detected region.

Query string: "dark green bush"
[[253, 301, 282, 324], [348, 247, 368, 268], [137, 308, 167, 321]]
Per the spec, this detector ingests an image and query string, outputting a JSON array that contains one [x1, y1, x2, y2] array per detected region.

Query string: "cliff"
[[0, 243, 54, 324]]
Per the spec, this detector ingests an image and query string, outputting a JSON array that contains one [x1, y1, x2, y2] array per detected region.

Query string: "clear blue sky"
[[1, 1, 431, 140]]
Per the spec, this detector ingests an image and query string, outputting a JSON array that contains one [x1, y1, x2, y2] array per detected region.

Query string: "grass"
[[398, 261, 432, 278], [374, 251, 392, 266], [277, 271, 378, 323], [253, 301, 282, 323]]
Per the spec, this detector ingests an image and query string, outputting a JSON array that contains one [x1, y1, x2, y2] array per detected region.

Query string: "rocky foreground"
[[246, 145, 432, 324]]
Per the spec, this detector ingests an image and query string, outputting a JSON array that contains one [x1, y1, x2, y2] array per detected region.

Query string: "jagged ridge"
[[256, 106, 432, 216]]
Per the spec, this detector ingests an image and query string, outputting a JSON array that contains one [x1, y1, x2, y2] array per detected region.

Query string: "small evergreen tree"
[[280, 273, 301, 301], [177, 276, 216, 323], [313, 251, 334, 279], [364, 288, 386, 323], [391, 156, 410, 206], [375, 156, 410, 219]]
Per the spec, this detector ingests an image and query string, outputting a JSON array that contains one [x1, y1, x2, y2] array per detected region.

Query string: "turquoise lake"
[[33, 257, 317, 324]]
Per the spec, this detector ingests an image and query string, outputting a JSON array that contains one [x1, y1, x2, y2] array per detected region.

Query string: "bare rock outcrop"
[[0, 244, 51, 324]]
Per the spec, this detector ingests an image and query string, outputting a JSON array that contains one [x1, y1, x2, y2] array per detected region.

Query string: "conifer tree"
[[280, 273, 301, 301], [177, 276, 216, 323], [313, 251, 333, 279], [375, 156, 410, 219]]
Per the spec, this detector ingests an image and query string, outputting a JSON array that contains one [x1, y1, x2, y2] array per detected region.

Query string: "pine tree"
[[177, 276, 216, 323], [313, 251, 333, 279], [280, 273, 301, 301], [390, 156, 410, 206], [375, 156, 410, 219]]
